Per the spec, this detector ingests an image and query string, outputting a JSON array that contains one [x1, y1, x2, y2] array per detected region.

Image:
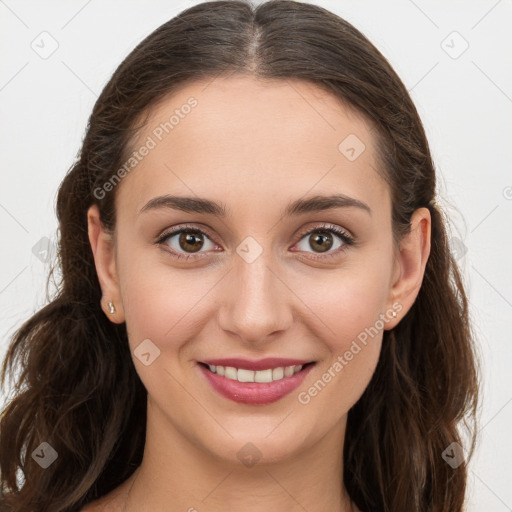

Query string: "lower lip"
[[198, 363, 315, 405]]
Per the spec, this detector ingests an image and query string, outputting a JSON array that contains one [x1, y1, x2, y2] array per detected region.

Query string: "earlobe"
[[385, 207, 431, 330], [87, 204, 125, 324]]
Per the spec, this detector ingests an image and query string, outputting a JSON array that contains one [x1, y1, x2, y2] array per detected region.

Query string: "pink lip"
[[200, 357, 313, 371], [197, 361, 315, 405]]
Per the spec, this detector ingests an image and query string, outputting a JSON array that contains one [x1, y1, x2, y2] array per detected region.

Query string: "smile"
[[205, 363, 304, 383], [197, 360, 316, 405]]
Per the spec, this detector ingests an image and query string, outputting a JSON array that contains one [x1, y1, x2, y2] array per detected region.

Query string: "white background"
[[1, 1, 511, 510]]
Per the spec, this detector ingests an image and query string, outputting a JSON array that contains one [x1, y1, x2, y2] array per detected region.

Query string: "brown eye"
[[158, 227, 217, 258], [293, 224, 355, 260], [308, 231, 334, 253], [178, 231, 205, 253]]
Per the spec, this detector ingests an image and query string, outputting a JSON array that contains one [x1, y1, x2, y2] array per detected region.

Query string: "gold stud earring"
[[391, 311, 397, 318], [107, 301, 116, 315]]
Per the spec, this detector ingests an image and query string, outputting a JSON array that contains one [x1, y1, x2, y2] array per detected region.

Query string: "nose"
[[217, 251, 294, 347]]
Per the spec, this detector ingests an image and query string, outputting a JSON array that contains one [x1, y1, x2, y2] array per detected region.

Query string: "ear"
[[385, 207, 431, 330], [87, 204, 125, 324]]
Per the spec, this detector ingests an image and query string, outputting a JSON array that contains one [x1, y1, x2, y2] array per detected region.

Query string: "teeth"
[[224, 366, 237, 380], [272, 367, 284, 380], [254, 369, 272, 383], [206, 364, 305, 382], [237, 368, 255, 382], [284, 366, 295, 377]]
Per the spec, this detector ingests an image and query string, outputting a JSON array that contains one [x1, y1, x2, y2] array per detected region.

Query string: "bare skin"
[[85, 75, 431, 512]]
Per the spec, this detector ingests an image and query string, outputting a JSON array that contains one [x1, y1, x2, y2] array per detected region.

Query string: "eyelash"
[[155, 223, 356, 262]]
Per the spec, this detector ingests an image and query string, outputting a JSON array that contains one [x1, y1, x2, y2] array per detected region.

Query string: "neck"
[[118, 401, 359, 512]]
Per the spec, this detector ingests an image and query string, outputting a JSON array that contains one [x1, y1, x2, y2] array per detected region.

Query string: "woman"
[[0, 1, 479, 511]]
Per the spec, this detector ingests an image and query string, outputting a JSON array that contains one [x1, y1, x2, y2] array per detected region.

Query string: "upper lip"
[[200, 358, 315, 371]]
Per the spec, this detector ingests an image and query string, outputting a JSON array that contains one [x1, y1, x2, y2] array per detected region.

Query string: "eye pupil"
[[179, 231, 204, 253], [310, 231, 333, 252]]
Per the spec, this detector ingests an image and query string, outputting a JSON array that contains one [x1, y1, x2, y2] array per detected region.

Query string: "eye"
[[156, 224, 218, 261], [156, 223, 355, 261], [293, 224, 355, 260]]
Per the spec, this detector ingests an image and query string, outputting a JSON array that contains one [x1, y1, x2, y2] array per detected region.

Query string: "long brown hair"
[[0, 1, 480, 510]]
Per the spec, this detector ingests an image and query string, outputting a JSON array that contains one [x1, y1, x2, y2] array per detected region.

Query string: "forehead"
[[116, 75, 389, 219]]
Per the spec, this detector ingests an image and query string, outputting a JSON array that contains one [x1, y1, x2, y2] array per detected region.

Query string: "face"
[[88, 75, 429, 468]]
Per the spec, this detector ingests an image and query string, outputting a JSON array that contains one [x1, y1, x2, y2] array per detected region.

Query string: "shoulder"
[[80, 492, 125, 512], [80, 505, 100, 512], [80, 501, 107, 512], [79, 470, 136, 511]]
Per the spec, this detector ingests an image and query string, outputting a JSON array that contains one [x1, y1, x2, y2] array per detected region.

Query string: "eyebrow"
[[139, 193, 371, 217]]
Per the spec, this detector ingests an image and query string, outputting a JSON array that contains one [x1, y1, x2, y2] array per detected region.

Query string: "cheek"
[[305, 260, 392, 344], [117, 259, 215, 414], [296, 289, 384, 427], [293, 262, 391, 414], [117, 250, 221, 355]]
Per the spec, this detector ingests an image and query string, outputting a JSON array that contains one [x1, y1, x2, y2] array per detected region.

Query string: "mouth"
[[197, 360, 316, 405], [198, 361, 316, 382]]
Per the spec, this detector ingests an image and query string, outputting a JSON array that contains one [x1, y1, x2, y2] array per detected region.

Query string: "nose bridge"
[[218, 243, 292, 343]]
